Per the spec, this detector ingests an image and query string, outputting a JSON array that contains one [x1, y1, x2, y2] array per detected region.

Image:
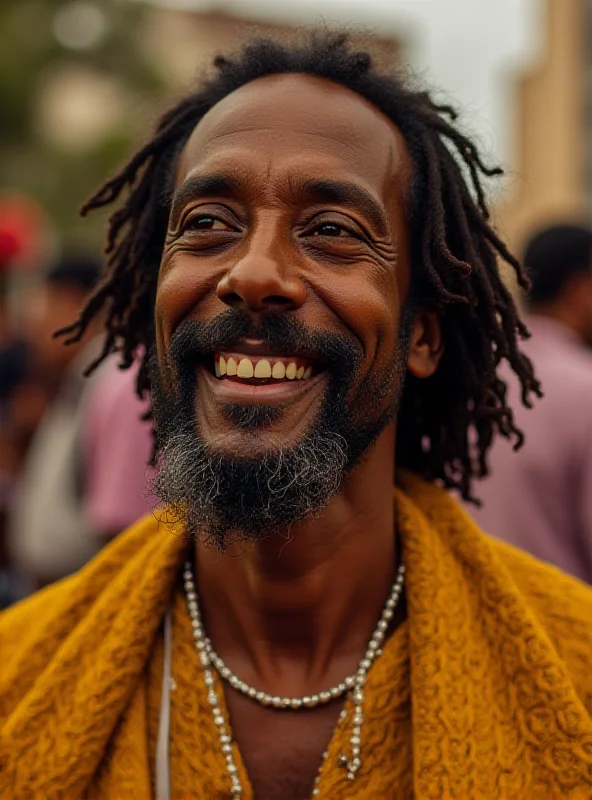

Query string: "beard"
[[150, 308, 413, 550]]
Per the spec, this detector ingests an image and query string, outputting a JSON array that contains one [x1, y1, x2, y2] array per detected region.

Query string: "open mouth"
[[210, 351, 319, 386]]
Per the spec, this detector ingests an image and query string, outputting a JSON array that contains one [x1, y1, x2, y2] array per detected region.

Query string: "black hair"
[[525, 223, 592, 304], [57, 31, 541, 501]]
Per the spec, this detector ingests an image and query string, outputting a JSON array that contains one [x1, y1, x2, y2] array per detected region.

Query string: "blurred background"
[[1, 0, 591, 605]]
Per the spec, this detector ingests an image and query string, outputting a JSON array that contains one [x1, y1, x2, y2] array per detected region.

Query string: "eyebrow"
[[298, 179, 388, 234], [168, 173, 389, 233], [169, 174, 241, 224]]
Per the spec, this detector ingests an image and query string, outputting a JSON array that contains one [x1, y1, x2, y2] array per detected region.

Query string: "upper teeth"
[[214, 354, 313, 381]]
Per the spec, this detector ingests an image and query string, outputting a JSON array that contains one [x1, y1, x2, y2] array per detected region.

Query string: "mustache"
[[169, 309, 363, 374]]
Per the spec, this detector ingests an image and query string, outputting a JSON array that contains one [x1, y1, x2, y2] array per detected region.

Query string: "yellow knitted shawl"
[[1, 473, 592, 799]]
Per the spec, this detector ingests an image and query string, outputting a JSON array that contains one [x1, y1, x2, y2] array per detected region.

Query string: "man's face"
[[151, 74, 426, 546], [27, 282, 91, 376]]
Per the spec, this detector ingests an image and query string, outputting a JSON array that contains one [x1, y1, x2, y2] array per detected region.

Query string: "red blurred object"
[[0, 195, 47, 273]]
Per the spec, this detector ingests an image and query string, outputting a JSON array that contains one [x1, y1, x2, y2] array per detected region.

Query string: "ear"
[[407, 308, 443, 379]]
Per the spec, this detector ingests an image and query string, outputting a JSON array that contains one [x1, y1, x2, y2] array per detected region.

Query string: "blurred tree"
[[0, 0, 166, 254]]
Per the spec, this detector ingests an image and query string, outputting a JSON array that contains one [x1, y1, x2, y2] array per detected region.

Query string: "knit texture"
[[1, 472, 591, 798]]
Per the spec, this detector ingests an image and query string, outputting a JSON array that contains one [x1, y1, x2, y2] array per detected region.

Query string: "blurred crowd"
[[1, 198, 591, 608], [0, 207, 154, 607], [467, 223, 592, 582]]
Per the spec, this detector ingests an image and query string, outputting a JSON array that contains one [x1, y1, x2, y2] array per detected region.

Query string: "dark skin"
[[156, 74, 443, 799]]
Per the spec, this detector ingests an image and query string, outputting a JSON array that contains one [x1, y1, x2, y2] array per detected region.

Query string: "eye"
[[182, 215, 234, 232], [311, 222, 353, 238]]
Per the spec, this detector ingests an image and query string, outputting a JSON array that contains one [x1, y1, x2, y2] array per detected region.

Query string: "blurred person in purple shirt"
[[468, 223, 592, 582]]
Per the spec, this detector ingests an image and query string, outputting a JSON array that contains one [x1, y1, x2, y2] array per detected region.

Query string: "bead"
[[183, 555, 404, 799]]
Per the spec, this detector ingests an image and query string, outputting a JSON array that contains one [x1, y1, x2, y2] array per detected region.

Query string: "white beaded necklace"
[[183, 560, 405, 798]]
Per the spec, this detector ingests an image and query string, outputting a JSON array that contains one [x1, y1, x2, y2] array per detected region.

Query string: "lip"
[[220, 337, 323, 364], [200, 363, 327, 404]]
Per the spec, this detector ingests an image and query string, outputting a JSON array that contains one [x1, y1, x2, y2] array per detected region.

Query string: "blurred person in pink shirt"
[[468, 223, 592, 582], [83, 356, 154, 539], [8, 257, 153, 591]]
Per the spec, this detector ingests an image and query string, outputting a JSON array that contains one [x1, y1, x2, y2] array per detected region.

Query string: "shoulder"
[[526, 331, 592, 391], [0, 513, 162, 719], [399, 472, 592, 709], [490, 534, 592, 623], [490, 536, 592, 708]]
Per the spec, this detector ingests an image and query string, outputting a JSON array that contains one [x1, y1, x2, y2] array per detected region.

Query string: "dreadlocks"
[[58, 31, 541, 501]]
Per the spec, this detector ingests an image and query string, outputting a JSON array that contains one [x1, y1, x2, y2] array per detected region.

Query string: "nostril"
[[222, 292, 243, 308], [263, 295, 295, 308]]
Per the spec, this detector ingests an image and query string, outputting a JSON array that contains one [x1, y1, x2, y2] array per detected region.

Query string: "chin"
[[199, 411, 317, 461]]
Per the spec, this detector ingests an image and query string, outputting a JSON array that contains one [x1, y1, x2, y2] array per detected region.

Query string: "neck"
[[193, 424, 400, 694]]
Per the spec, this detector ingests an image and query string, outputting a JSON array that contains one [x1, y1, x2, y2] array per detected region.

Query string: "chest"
[[225, 691, 345, 800]]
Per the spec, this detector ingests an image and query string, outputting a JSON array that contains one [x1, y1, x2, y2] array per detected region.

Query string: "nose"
[[216, 234, 307, 315]]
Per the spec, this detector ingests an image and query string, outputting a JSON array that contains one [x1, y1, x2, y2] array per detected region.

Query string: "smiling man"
[[2, 33, 592, 800]]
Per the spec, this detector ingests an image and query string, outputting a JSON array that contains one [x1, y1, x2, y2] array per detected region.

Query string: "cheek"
[[155, 250, 222, 351], [317, 266, 400, 371]]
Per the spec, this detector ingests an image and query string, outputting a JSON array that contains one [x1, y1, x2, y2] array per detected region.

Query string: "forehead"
[[176, 73, 412, 202]]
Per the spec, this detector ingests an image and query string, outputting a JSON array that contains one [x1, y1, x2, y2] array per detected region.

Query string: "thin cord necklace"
[[183, 560, 405, 798]]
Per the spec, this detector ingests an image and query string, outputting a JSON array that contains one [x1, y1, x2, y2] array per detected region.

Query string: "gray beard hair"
[[151, 420, 349, 550], [149, 304, 414, 550]]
